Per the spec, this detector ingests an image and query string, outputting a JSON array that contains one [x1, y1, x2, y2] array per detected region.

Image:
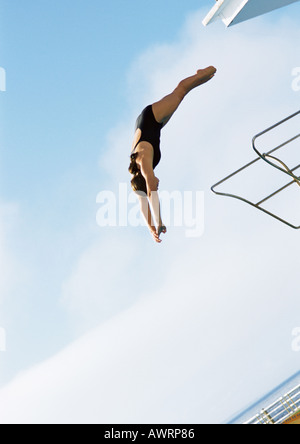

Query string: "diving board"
[[203, 0, 300, 27]]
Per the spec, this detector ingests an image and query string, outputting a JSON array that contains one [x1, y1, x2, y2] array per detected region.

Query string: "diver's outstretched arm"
[[138, 195, 163, 244], [148, 191, 167, 243], [148, 191, 162, 228], [138, 155, 166, 243]]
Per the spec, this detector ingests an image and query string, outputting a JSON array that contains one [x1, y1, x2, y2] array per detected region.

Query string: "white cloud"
[[0, 234, 299, 424], [60, 233, 151, 333], [1, 9, 300, 424]]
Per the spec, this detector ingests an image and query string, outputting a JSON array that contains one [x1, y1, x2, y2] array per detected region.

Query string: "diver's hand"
[[149, 226, 162, 244], [151, 229, 162, 243], [150, 225, 167, 244]]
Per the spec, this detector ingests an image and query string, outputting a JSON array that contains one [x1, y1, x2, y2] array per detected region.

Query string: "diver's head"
[[130, 172, 147, 195], [129, 153, 147, 195]]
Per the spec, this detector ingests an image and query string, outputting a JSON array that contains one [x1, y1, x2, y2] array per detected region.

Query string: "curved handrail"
[[211, 173, 300, 230], [263, 154, 300, 187], [211, 110, 300, 229], [252, 110, 300, 183]]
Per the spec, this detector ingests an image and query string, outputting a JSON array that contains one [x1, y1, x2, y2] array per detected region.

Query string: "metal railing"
[[244, 384, 300, 424], [211, 110, 300, 229]]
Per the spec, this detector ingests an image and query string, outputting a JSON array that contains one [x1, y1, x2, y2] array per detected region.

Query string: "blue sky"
[[0, 0, 212, 374], [0, 0, 205, 360], [0, 0, 300, 424]]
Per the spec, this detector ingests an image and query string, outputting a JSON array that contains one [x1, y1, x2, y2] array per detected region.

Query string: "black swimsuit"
[[131, 105, 163, 169]]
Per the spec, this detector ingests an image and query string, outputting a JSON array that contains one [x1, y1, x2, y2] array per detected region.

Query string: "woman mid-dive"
[[129, 66, 217, 243]]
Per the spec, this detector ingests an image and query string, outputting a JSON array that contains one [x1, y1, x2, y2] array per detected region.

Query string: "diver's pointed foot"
[[196, 66, 217, 85]]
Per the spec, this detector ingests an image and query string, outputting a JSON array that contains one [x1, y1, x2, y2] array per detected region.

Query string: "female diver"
[[129, 66, 217, 243]]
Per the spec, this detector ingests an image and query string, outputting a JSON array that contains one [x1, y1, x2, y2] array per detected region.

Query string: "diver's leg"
[[152, 91, 182, 127], [152, 66, 216, 126]]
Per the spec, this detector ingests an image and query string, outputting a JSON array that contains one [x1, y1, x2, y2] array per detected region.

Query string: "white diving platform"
[[203, 0, 300, 27]]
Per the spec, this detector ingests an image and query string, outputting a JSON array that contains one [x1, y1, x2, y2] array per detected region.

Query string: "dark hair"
[[128, 153, 147, 195]]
